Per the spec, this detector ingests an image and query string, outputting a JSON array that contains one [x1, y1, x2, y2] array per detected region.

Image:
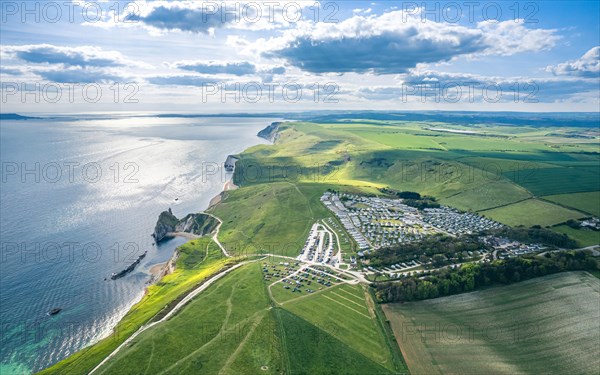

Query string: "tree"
[[432, 254, 447, 267]]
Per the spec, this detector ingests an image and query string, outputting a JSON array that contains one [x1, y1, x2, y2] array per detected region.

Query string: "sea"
[[0, 115, 275, 373]]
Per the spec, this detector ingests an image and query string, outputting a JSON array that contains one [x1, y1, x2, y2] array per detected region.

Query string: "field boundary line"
[[538, 196, 595, 216], [477, 197, 535, 213]]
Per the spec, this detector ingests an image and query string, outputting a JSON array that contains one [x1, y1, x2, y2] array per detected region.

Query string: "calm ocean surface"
[[0, 116, 274, 373]]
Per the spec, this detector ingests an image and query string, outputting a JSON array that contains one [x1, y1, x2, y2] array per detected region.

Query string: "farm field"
[[275, 309, 393, 375], [544, 191, 600, 217], [503, 166, 600, 196], [383, 271, 600, 375], [283, 283, 400, 372], [478, 198, 586, 227]]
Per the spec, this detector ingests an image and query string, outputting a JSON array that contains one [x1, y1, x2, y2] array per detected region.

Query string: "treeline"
[[372, 251, 599, 303], [380, 188, 440, 210], [365, 234, 484, 267], [403, 199, 440, 210], [490, 226, 577, 249]]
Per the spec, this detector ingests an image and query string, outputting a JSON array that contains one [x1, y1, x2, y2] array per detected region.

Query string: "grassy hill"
[[90, 261, 406, 375], [230, 121, 599, 230]]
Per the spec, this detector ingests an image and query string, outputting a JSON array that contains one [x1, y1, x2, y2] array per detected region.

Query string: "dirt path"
[[156, 280, 238, 375], [89, 260, 251, 375], [218, 312, 266, 374], [202, 212, 229, 257]]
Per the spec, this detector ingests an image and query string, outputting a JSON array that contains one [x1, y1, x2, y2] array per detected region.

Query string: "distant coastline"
[[0, 113, 40, 120], [147, 123, 276, 286]]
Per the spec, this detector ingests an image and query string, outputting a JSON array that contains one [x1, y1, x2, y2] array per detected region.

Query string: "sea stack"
[[152, 208, 179, 242]]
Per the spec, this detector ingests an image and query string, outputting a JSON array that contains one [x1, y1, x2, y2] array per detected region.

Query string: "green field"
[[479, 198, 586, 227], [504, 166, 600, 196], [94, 262, 279, 375], [284, 283, 395, 368], [383, 272, 600, 375], [209, 181, 379, 257], [552, 225, 600, 247], [544, 191, 600, 216]]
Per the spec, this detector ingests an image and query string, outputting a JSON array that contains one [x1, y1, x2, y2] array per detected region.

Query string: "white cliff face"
[[175, 213, 219, 236], [257, 122, 281, 143]]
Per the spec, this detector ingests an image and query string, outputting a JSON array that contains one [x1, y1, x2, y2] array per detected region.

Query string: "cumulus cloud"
[[124, 2, 228, 34], [255, 10, 559, 74], [265, 66, 286, 75], [0, 67, 23, 76], [100, 0, 316, 34], [477, 20, 559, 55], [34, 68, 124, 84], [172, 61, 257, 76], [546, 47, 600, 78], [1, 44, 139, 83], [147, 75, 218, 86], [164, 60, 286, 83], [1, 44, 132, 68], [357, 70, 599, 103]]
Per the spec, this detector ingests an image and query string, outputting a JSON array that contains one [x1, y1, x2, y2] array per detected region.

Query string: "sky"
[[0, 0, 599, 114]]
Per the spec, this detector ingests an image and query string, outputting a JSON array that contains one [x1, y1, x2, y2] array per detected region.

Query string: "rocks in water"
[[152, 209, 219, 242], [48, 308, 62, 316], [257, 122, 281, 142], [111, 251, 147, 280]]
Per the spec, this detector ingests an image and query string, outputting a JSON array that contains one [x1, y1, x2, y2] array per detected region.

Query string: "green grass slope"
[[210, 182, 379, 256], [91, 261, 404, 375]]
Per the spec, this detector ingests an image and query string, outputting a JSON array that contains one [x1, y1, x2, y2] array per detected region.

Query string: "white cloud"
[[89, 0, 319, 34], [251, 10, 560, 74], [478, 19, 560, 56], [1, 44, 145, 83], [356, 69, 599, 103], [546, 46, 600, 78], [1, 44, 138, 68]]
